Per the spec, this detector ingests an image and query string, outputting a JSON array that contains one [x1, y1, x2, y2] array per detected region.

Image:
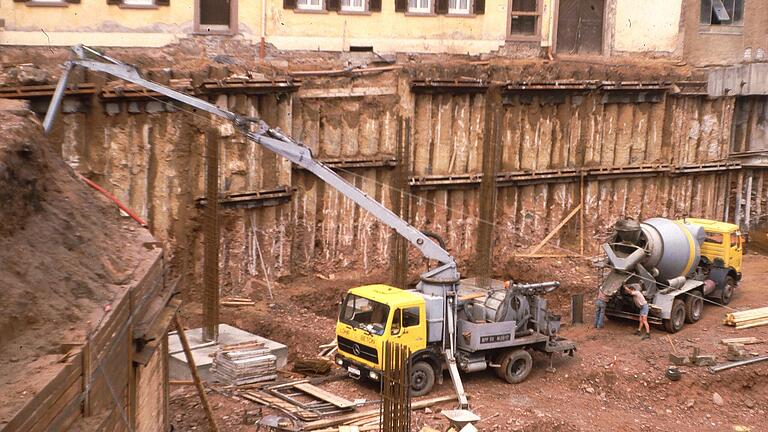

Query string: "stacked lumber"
[[724, 307, 768, 329], [211, 341, 277, 385]]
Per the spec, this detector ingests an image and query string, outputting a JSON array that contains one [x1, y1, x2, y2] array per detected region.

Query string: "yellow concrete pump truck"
[[600, 217, 744, 333], [44, 45, 575, 409]]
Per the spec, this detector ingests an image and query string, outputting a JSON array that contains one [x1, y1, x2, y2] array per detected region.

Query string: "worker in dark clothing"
[[625, 284, 650, 339], [594, 288, 608, 329]]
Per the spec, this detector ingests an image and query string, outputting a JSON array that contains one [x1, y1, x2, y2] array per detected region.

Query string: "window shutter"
[[473, 0, 484, 14], [370, 0, 382, 12], [283, 0, 298, 9], [107, 0, 122, 5], [394, 0, 407, 12], [435, 0, 448, 14], [12, 0, 28, 3], [156, 0, 170, 5], [65, 0, 81, 3], [327, 0, 341, 11]]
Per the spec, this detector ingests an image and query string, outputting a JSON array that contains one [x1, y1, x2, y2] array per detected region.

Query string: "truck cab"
[[682, 218, 743, 279], [335, 285, 427, 383]]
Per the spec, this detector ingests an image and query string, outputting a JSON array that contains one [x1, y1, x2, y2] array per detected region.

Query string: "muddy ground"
[[170, 254, 768, 431]]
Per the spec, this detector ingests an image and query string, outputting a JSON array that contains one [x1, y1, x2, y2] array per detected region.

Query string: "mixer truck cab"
[[601, 217, 743, 333], [335, 279, 576, 397], [684, 218, 743, 279]]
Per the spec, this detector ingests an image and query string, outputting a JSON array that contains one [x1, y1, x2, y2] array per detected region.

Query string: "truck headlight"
[[336, 358, 344, 366], [369, 371, 379, 380]]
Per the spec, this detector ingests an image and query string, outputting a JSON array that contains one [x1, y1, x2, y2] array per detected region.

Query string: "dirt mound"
[[0, 103, 148, 425]]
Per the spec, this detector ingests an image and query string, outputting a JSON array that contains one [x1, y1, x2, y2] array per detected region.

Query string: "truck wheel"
[[684, 291, 704, 323], [409, 361, 435, 397], [664, 299, 686, 333], [720, 276, 736, 305], [497, 349, 533, 384]]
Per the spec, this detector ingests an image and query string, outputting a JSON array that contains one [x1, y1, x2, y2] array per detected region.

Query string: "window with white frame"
[[408, 0, 431, 13], [448, 0, 469, 14], [123, 0, 154, 5], [700, 0, 744, 25], [341, 0, 365, 11], [298, 0, 323, 10]]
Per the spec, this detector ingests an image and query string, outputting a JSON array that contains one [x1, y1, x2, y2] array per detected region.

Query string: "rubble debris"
[[724, 307, 768, 329], [212, 341, 278, 386], [690, 347, 717, 367], [293, 358, 333, 375], [726, 343, 749, 361]]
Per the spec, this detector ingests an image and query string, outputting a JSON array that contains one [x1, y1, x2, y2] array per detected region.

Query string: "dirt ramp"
[[0, 102, 149, 425]]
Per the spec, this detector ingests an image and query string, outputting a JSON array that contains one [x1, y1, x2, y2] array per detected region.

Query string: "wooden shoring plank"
[[3, 356, 82, 431], [28, 376, 83, 432], [525, 203, 583, 256], [175, 314, 220, 432]]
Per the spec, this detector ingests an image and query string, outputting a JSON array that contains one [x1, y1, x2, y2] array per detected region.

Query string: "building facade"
[[0, 0, 697, 56]]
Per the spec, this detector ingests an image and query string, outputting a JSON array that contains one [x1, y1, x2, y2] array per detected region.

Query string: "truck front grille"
[[337, 336, 378, 364]]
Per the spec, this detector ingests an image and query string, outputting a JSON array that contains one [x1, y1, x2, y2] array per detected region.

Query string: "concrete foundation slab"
[[168, 323, 288, 382]]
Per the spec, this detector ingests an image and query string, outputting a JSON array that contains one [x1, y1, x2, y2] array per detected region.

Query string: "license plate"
[[348, 366, 360, 376]]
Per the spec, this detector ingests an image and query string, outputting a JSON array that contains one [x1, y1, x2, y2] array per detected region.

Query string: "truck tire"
[[684, 291, 704, 323], [664, 299, 686, 333], [410, 361, 435, 397], [496, 349, 533, 384], [720, 276, 736, 305]]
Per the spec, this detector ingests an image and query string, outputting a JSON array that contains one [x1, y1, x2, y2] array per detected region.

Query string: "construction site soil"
[[0, 102, 150, 426], [171, 253, 768, 432]]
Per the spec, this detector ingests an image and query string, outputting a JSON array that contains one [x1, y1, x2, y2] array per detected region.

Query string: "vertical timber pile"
[[203, 128, 220, 342], [391, 117, 412, 288], [475, 86, 501, 284], [380, 341, 411, 432]]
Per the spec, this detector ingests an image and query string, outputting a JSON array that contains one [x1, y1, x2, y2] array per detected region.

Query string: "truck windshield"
[[340, 294, 390, 336]]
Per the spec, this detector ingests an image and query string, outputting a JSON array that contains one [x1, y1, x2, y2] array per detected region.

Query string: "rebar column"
[[202, 128, 220, 342], [390, 117, 411, 289], [475, 86, 502, 286]]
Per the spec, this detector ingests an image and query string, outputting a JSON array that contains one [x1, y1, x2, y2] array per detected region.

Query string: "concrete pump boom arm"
[[43, 45, 456, 267]]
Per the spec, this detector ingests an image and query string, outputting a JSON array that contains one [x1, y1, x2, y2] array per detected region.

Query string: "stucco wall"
[[0, 0, 192, 46], [613, 0, 682, 52], [0, 0, 508, 53]]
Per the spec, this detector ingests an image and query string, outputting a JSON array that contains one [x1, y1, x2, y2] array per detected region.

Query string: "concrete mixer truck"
[[599, 218, 744, 333]]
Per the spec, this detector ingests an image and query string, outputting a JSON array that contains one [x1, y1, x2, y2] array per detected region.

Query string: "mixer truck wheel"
[[409, 361, 435, 397], [720, 277, 736, 305], [684, 291, 704, 323], [664, 299, 686, 333], [497, 349, 533, 384]]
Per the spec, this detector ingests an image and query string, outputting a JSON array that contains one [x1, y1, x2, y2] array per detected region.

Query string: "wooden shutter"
[[394, 0, 407, 12], [107, 0, 122, 5], [473, 0, 484, 14], [283, 0, 298, 9], [156, 0, 170, 5], [435, 0, 448, 14], [327, 0, 341, 11], [370, 0, 382, 12], [65, 0, 81, 3], [12, 0, 28, 3]]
